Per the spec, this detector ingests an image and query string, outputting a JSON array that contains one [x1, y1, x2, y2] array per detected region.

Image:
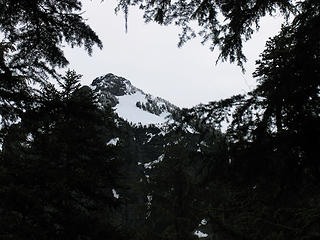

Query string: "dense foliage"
[[0, 71, 124, 239], [0, 0, 102, 144], [1, 0, 319, 239], [0, 1, 119, 239], [116, 0, 297, 68]]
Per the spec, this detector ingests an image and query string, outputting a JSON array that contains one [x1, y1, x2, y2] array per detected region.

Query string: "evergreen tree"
[[116, 0, 295, 68], [0, 0, 102, 68], [0, 0, 102, 139], [143, 133, 200, 240], [184, 2, 320, 238], [136, 118, 228, 240], [224, 0, 320, 185], [0, 71, 124, 239]]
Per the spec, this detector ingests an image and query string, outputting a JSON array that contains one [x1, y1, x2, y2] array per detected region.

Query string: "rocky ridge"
[[92, 73, 180, 126]]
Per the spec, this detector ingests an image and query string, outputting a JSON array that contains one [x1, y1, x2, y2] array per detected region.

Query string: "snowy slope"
[[92, 73, 178, 126], [115, 91, 169, 125]]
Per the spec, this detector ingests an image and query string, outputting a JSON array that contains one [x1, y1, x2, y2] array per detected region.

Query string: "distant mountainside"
[[89, 73, 221, 239], [91, 73, 180, 126]]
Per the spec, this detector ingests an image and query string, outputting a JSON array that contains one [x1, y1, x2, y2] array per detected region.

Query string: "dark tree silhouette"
[[0, 71, 124, 240], [0, 0, 102, 68], [0, 0, 102, 143], [116, 0, 297, 68]]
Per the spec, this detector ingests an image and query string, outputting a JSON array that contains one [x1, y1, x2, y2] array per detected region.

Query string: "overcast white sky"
[[64, 1, 283, 108]]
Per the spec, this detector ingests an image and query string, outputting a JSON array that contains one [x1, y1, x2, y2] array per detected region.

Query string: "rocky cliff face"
[[92, 73, 136, 97]]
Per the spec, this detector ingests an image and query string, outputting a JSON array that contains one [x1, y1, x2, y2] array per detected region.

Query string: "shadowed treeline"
[[0, 0, 319, 239]]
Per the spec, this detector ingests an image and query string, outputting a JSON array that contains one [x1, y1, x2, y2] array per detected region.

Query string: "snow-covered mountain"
[[92, 73, 179, 126], [89, 74, 221, 240]]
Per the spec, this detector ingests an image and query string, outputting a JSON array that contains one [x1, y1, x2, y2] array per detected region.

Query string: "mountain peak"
[[92, 73, 137, 96], [91, 73, 179, 126]]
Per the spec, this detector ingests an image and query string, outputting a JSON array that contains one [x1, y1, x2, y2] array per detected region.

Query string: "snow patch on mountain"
[[107, 137, 119, 146], [194, 230, 208, 238], [92, 73, 179, 126], [142, 154, 165, 169], [115, 91, 169, 125], [112, 189, 120, 199]]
